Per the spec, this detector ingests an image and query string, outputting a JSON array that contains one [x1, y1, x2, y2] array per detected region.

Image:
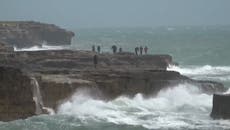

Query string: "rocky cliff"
[[0, 66, 35, 121], [0, 50, 227, 121], [0, 21, 74, 48]]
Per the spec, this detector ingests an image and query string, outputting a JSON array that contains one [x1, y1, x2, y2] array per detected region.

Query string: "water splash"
[[30, 77, 56, 115], [167, 65, 230, 81], [57, 83, 216, 129], [31, 77, 44, 115], [14, 44, 70, 51]]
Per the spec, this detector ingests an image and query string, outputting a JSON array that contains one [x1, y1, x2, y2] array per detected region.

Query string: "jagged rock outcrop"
[[0, 21, 74, 48], [0, 66, 35, 121], [210, 94, 230, 119]]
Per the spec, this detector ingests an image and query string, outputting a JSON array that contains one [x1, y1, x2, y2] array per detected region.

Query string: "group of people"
[[92, 45, 148, 68], [92, 45, 123, 54], [92, 45, 101, 53], [135, 46, 148, 55], [111, 45, 122, 54]]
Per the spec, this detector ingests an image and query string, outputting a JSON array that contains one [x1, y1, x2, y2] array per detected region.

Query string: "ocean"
[[2, 26, 230, 130]]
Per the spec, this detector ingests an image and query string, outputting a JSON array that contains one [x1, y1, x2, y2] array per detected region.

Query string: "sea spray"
[[167, 65, 230, 81], [14, 44, 69, 51], [57, 83, 213, 129], [30, 77, 55, 115], [31, 77, 44, 115]]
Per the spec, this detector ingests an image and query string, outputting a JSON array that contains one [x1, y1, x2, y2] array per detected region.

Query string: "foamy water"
[[167, 65, 230, 81], [14, 44, 70, 51], [53, 64, 230, 129], [56, 84, 229, 129]]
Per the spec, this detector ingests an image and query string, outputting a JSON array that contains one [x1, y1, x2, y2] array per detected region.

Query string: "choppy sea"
[[4, 26, 230, 130]]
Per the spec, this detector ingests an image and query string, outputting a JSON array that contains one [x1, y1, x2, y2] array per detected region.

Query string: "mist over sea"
[[2, 26, 230, 130]]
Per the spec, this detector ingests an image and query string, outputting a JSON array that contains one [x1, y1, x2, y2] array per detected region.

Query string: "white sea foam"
[[57, 84, 216, 129], [167, 65, 230, 81], [14, 44, 70, 51]]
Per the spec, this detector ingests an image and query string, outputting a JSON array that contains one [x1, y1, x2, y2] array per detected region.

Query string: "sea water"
[[3, 26, 230, 130]]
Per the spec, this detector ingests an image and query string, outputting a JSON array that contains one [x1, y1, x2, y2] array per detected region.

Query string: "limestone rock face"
[[0, 50, 227, 121], [0, 66, 35, 121], [210, 94, 230, 119], [0, 21, 74, 48], [37, 69, 226, 111], [38, 74, 96, 109], [0, 41, 14, 52]]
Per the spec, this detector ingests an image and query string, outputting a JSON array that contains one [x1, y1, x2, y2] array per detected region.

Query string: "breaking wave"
[[14, 44, 70, 51], [56, 84, 227, 129], [167, 65, 230, 81]]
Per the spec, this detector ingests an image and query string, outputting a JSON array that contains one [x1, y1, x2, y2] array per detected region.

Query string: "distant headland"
[[0, 21, 74, 48]]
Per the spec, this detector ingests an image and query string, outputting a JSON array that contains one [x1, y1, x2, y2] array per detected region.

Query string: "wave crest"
[[14, 44, 69, 51], [57, 84, 212, 129], [167, 65, 230, 81]]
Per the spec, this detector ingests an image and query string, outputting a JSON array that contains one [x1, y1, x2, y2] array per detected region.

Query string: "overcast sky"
[[1, 0, 230, 28]]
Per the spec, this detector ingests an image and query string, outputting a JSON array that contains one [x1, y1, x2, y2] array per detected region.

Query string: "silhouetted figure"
[[144, 46, 148, 54], [119, 47, 122, 53], [97, 46, 101, 53], [135, 47, 139, 55], [93, 55, 98, 68], [111, 45, 117, 54], [140, 46, 143, 55], [92, 45, 95, 52]]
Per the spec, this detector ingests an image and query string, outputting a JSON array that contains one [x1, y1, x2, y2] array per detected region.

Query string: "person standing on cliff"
[[111, 45, 117, 54], [144, 46, 148, 54], [93, 55, 98, 68], [119, 47, 122, 53], [92, 45, 95, 52], [97, 46, 101, 53], [140, 46, 143, 55], [135, 47, 139, 55]]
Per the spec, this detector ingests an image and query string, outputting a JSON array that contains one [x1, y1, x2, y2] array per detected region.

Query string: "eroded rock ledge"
[[0, 50, 227, 121], [0, 21, 74, 48]]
